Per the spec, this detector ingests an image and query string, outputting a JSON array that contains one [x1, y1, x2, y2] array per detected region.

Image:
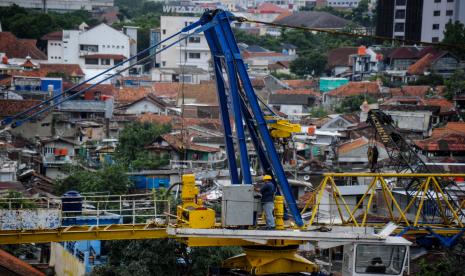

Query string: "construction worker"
[[260, 174, 276, 230]]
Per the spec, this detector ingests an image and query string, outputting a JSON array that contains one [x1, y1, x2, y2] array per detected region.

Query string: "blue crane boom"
[[2, 9, 304, 227]]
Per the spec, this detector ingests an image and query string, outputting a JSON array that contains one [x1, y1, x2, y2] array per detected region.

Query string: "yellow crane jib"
[[176, 174, 216, 229], [265, 116, 301, 139]]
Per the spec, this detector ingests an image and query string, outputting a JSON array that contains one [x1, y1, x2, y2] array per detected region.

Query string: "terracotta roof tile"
[[10, 63, 84, 79], [431, 122, 465, 138], [152, 133, 219, 153], [137, 114, 222, 131], [326, 81, 380, 97], [248, 3, 288, 13], [390, 85, 431, 98], [407, 53, 435, 75], [422, 98, 455, 114], [176, 81, 218, 105], [0, 249, 45, 276], [338, 137, 368, 154], [0, 32, 47, 60], [275, 89, 321, 98], [152, 82, 181, 99], [114, 86, 152, 103], [41, 30, 63, 41], [388, 47, 420, 60], [0, 99, 41, 117], [282, 79, 315, 89], [415, 133, 465, 152], [327, 47, 358, 68]]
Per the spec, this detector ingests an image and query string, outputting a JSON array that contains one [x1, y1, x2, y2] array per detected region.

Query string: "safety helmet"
[[263, 175, 272, 181]]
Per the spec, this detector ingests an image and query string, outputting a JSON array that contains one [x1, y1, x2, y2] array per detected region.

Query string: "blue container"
[[62, 191, 83, 214]]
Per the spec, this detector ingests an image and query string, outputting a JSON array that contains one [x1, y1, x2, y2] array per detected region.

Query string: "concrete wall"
[[0, 209, 60, 230], [50, 242, 86, 276], [124, 100, 165, 115], [421, 0, 462, 42]]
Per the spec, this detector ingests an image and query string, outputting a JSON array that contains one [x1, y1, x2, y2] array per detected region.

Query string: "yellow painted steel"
[[223, 246, 318, 275], [0, 224, 168, 244], [274, 196, 285, 230], [265, 116, 301, 138], [177, 174, 216, 229], [303, 173, 465, 228], [185, 238, 302, 247]]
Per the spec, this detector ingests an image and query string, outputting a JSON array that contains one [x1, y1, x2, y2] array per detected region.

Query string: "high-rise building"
[[376, 0, 465, 43]]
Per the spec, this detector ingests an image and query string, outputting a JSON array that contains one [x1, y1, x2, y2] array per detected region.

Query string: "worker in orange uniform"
[[260, 175, 276, 230]]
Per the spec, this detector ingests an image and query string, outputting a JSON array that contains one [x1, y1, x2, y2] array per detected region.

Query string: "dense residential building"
[[0, 0, 114, 12], [41, 23, 136, 77], [159, 16, 211, 71], [376, 0, 465, 43], [0, 32, 47, 66]]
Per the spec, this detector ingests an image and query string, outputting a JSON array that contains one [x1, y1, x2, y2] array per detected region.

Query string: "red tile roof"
[[390, 85, 431, 98], [176, 81, 218, 105], [242, 51, 285, 59], [388, 47, 420, 60], [326, 81, 380, 97], [248, 3, 288, 14], [137, 114, 222, 131], [41, 30, 63, 41], [40, 63, 84, 77], [157, 133, 219, 153], [415, 133, 465, 152], [0, 32, 47, 60], [82, 54, 126, 60], [114, 86, 152, 103], [152, 82, 181, 100], [431, 122, 465, 138], [407, 53, 435, 75], [0, 249, 45, 276], [282, 79, 315, 89], [338, 137, 368, 154], [0, 99, 41, 117], [422, 98, 455, 114], [327, 47, 358, 68], [275, 89, 321, 98]]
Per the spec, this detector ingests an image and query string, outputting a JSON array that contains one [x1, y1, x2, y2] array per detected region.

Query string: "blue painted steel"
[[130, 175, 170, 189], [200, 10, 303, 226], [2, 20, 203, 127], [424, 226, 465, 248]]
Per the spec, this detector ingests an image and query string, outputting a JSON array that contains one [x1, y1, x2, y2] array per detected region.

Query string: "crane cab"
[[342, 237, 410, 276]]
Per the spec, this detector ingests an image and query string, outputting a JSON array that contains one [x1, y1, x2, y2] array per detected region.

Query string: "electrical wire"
[[235, 17, 465, 51]]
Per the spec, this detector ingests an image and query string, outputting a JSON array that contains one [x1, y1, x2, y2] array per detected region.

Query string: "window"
[[101, 59, 111, 65], [85, 58, 98, 65], [355, 245, 407, 274], [396, 0, 406, 5], [188, 52, 201, 59], [434, 0, 441, 2], [447, 0, 453, 2], [433, 24, 440, 30], [394, 23, 405, 32], [188, 36, 201, 43], [162, 61, 166, 66], [395, 9, 405, 19], [80, 44, 98, 52], [432, 37, 439, 42], [446, 10, 453, 16], [434, 10, 440, 16], [356, 195, 364, 209], [162, 29, 166, 35]]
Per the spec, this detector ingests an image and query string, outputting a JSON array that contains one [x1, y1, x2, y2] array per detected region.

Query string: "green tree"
[[411, 73, 444, 86], [335, 94, 376, 113], [442, 20, 465, 59], [114, 122, 170, 168], [444, 69, 465, 100], [91, 239, 241, 276], [309, 107, 329, 118], [290, 52, 327, 76], [54, 164, 131, 195]]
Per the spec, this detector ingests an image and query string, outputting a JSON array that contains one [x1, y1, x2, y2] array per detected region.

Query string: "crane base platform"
[[223, 245, 318, 275]]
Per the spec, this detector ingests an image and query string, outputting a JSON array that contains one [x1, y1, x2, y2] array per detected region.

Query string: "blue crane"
[[2, 9, 304, 227]]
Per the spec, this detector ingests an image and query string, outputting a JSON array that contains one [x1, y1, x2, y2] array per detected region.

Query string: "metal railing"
[[0, 193, 173, 227]]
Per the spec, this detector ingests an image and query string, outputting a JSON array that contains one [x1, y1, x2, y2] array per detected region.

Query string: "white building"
[[42, 23, 135, 76], [159, 16, 211, 71], [421, 0, 465, 43], [326, 0, 361, 8]]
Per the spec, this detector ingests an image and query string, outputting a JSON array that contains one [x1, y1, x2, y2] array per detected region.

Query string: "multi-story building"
[[42, 23, 136, 75], [159, 16, 211, 71], [376, 0, 465, 43]]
